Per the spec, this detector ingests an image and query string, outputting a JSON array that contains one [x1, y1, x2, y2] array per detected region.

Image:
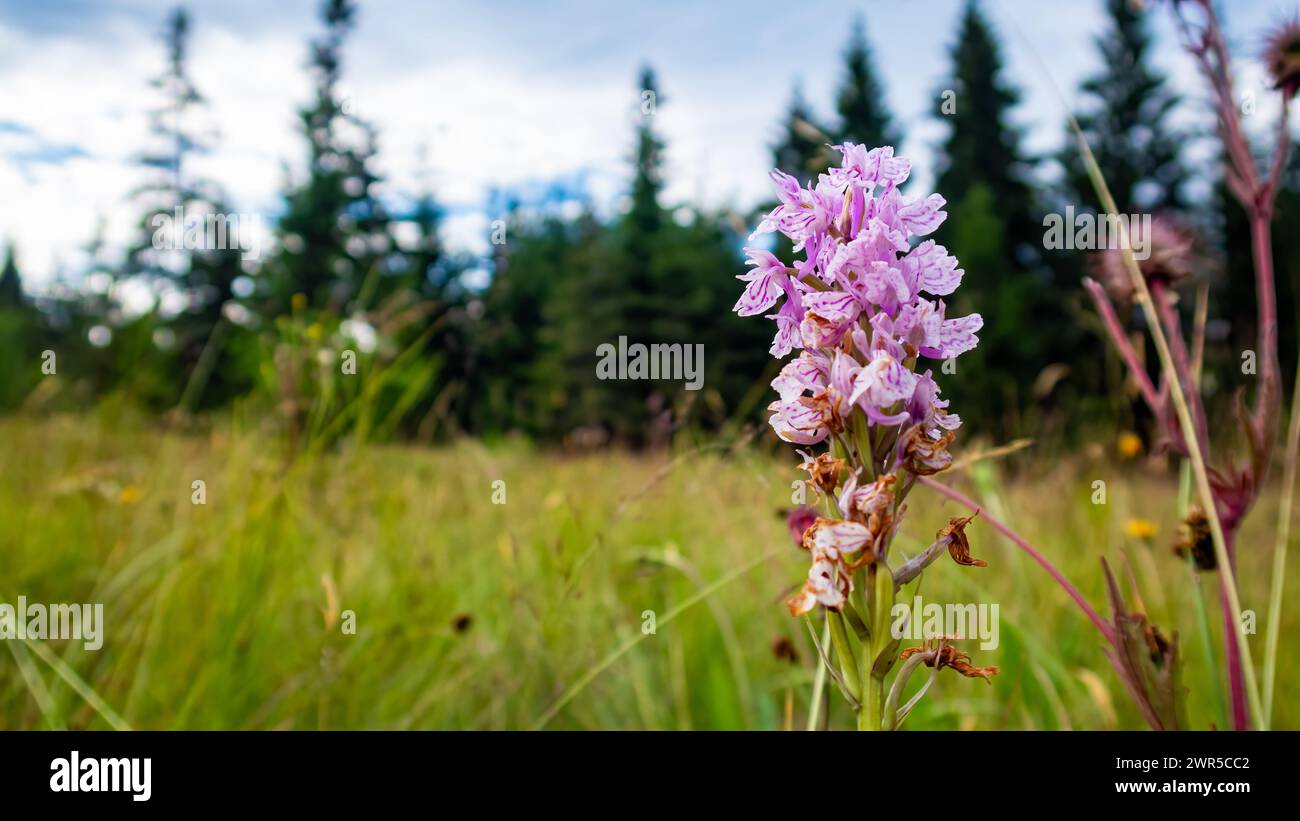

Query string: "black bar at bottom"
[[0, 730, 1290, 808]]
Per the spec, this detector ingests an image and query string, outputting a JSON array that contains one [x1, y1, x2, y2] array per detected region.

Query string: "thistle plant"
[[735, 143, 995, 730], [1080, 0, 1297, 730]]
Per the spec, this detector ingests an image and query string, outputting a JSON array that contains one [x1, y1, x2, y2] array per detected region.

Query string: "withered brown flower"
[[900, 423, 954, 475], [939, 511, 986, 568], [839, 472, 897, 564], [900, 642, 999, 682], [799, 452, 845, 496], [1173, 504, 1216, 571]]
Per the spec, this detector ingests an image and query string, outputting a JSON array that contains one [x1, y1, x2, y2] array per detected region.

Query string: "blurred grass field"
[[1, 407, 1296, 730]]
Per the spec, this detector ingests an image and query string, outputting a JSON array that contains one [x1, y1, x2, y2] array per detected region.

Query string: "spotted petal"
[[898, 193, 947, 236]]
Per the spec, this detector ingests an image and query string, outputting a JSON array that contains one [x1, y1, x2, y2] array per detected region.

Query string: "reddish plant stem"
[[1248, 212, 1282, 461], [918, 476, 1115, 643], [1083, 278, 1160, 410], [1176, 0, 1283, 463], [1218, 540, 1247, 730]]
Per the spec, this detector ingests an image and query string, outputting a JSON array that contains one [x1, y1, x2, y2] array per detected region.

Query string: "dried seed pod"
[[1173, 505, 1216, 571], [939, 511, 986, 568], [1264, 18, 1300, 98]]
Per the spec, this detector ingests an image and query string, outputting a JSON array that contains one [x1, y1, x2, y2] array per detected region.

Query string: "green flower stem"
[[826, 609, 862, 701], [858, 672, 884, 731], [806, 617, 831, 731]]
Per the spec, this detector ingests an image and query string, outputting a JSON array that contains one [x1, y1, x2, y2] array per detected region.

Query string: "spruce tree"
[[0, 244, 22, 308], [835, 17, 901, 150], [272, 0, 393, 311], [128, 7, 210, 288], [477, 210, 591, 437], [0, 243, 36, 409], [402, 147, 477, 439], [772, 83, 833, 181], [1060, 0, 1188, 214], [1050, 0, 1191, 439], [932, 0, 1067, 436], [621, 67, 670, 332], [602, 67, 675, 441], [933, 0, 1038, 264], [126, 7, 249, 407], [768, 85, 834, 271], [628, 67, 666, 242]]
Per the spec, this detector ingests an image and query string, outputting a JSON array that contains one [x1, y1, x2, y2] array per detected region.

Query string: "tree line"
[[0, 0, 1295, 447]]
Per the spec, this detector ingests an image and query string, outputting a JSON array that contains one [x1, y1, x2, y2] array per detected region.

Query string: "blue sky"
[[0, 0, 1291, 289]]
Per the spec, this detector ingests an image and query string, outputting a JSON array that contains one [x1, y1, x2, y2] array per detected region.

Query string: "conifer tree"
[[0, 244, 23, 308], [272, 0, 393, 311], [604, 67, 675, 440], [769, 85, 834, 270], [932, 0, 1069, 436], [835, 17, 901, 150], [1050, 0, 1191, 438], [933, 0, 1038, 263], [0, 243, 36, 409], [1059, 0, 1188, 214], [126, 7, 249, 407], [772, 83, 833, 181]]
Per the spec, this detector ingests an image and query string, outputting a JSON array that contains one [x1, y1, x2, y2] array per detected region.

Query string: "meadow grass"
[[1, 408, 1295, 730]]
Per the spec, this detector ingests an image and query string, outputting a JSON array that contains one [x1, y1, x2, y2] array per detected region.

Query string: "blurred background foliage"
[[1, 0, 1295, 452]]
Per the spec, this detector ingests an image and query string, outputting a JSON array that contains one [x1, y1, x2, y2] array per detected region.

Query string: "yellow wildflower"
[[1117, 431, 1142, 459], [1124, 518, 1157, 541]]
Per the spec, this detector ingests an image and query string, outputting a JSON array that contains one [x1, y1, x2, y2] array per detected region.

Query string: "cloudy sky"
[[0, 0, 1291, 291]]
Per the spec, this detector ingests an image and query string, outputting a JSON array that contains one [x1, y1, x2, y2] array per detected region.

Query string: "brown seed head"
[[1264, 17, 1300, 98], [1173, 504, 1216, 571]]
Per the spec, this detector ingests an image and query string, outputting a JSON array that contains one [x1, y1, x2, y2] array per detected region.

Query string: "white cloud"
[[1, 0, 1296, 294]]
